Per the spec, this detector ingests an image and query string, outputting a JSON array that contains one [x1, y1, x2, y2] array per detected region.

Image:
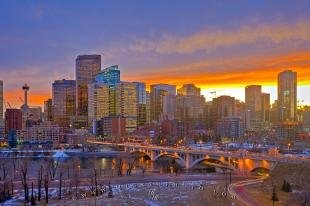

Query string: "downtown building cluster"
[[0, 54, 308, 148]]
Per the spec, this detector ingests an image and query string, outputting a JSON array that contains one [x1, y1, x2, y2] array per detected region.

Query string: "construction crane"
[[209, 89, 224, 98], [6, 102, 12, 109]]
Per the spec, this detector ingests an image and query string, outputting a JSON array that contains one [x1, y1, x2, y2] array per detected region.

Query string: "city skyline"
[[1, 0, 310, 107]]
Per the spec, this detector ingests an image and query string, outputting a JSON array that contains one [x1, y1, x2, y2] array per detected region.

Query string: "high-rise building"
[[44, 99, 53, 121], [245, 85, 262, 131], [278, 70, 297, 122], [97, 116, 126, 138], [176, 84, 205, 128], [261, 93, 270, 123], [88, 83, 109, 129], [146, 91, 151, 124], [76, 55, 101, 116], [5, 109, 22, 134], [134, 82, 147, 126], [150, 84, 176, 123], [115, 82, 138, 132], [52, 79, 76, 127], [211, 95, 235, 129], [95, 65, 121, 116], [216, 117, 244, 138], [177, 83, 201, 96], [0, 80, 3, 134]]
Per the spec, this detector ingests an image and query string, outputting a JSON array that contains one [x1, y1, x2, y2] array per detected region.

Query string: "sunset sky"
[[1, 0, 310, 108]]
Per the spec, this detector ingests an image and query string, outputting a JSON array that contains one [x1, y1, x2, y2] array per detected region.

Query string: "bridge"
[[87, 139, 309, 174]]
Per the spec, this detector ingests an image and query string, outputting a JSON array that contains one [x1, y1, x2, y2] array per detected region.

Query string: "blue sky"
[[1, 0, 310, 106]]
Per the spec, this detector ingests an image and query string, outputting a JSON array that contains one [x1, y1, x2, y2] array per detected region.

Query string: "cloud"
[[124, 21, 310, 55], [123, 51, 310, 88]]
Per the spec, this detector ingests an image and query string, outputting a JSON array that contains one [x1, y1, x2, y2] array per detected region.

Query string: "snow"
[[52, 151, 69, 158]]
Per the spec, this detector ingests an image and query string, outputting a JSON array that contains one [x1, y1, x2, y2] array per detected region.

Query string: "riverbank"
[[5, 173, 244, 206], [243, 162, 310, 206]]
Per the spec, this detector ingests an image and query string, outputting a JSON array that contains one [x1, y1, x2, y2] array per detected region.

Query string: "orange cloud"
[[124, 51, 310, 89], [127, 21, 310, 55]]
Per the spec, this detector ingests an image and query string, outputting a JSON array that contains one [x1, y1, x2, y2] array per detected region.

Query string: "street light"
[[199, 140, 203, 152]]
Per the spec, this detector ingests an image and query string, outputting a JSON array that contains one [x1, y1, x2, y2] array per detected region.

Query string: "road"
[[228, 177, 266, 206]]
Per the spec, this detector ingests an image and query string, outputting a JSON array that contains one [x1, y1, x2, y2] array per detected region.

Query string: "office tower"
[[5, 109, 22, 134], [88, 83, 109, 129], [52, 79, 76, 127], [134, 82, 147, 126], [97, 116, 126, 138], [115, 82, 138, 132], [176, 84, 205, 128], [245, 85, 262, 131], [146, 91, 151, 124], [150, 84, 176, 123], [44, 99, 53, 121], [211, 95, 235, 128], [25, 122, 61, 148], [76, 55, 101, 116], [216, 117, 244, 138], [261, 93, 270, 123], [0, 81, 3, 133], [95, 65, 120, 85], [278, 70, 297, 122], [177, 83, 201, 96], [26, 107, 42, 127], [95, 65, 121, 116]]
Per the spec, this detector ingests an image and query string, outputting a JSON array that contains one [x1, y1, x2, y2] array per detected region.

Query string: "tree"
[[281, 180, 292, 192], [44, 172, 49, 204], [37, 165, 43, 202], [46, 157, 59, 180], [20, 160, 29, 203], [126, 155, 138, 176], [271, 186, 279, 206], [58, 166, 63, 200]]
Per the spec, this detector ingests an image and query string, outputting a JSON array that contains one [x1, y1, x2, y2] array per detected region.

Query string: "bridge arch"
[[250, 167, 270, 175], [190, 157, 234, 170], [129, 150, 152, 160], [153, 152, 186, 167]]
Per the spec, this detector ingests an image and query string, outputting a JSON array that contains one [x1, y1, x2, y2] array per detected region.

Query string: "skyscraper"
[[134, 82, 147, 126], [176, 84, 205, 128], [150, 84, 176, 123], [261, 93, 270, 123], [278, 70, 297, 122], [43, 99, 53, 122], [245, 85, 262, 131], [0, 80, 3, 133], [115, 82, 138, 132], [52, 79, 76, 127], [95, 65, 120, 116], [211, 95, 235, 128], [88, 83, 109, 128], [76, 54, 101, 116], [5, 109, 22, 134]]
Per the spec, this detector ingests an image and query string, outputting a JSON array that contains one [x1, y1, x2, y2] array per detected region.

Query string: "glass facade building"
[[88, 83, 110, 127], [115, 82, 138, 132], [76, 55, 101, 116], [95, 65, 120, 116], [134, 82, 147, 126], [278, 70, 297, 122], [52, 79, 76, 127]]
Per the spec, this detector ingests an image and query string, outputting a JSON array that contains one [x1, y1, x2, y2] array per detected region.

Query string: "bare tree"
[[116, 157, 124, 176], [72, 165, 80, 199], [44, 172, 49, 204], [46, 157, 60, 180], [37, 165, 43, 202], [126, 155, 138, 176], [20, 159, 29, 203], [58, 165, 63, 200]]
